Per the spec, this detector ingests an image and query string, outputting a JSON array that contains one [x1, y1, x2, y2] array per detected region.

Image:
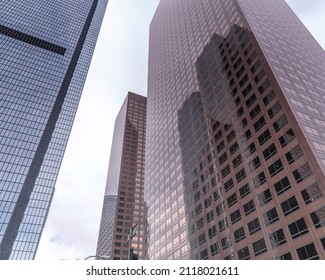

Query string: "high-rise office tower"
[[0, 0, 108, 259], [146, 0, 325, 260], [96, 92, 147, 260]]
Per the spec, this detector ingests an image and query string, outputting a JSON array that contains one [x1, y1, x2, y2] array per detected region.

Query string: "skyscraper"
[[0, 0, 108, 259], [146, 0, 325, 259], [96, 92, 147, 260]]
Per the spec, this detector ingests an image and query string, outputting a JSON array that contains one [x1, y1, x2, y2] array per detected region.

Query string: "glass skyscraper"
[[96, 92, 147, 260], [0, 0, 108, 259], [146, 0, 325, 259]]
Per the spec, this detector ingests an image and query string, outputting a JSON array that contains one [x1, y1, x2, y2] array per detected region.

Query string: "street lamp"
[[84, 255, 110, 260]]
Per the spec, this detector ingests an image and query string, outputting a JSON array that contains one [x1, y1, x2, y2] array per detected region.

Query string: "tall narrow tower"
[[0, 0, 108, 259], [96, 92, 147, 260], [146, 0, 325, 260]]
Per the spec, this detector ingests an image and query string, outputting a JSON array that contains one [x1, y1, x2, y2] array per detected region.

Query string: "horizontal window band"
[[0, 24, 66, 55]]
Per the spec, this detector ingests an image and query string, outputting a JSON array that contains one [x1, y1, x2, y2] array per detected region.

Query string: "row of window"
[[202, 232, 324, 260]]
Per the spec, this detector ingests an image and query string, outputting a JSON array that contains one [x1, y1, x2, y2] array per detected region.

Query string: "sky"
[[36, 0, 325, 260]]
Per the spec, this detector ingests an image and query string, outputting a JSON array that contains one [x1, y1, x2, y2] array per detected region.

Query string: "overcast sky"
[[36, 0, 325, 260]]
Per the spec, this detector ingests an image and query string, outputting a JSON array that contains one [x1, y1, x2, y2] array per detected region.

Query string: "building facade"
[[0, 0, 108, 259], [96, 92, 147, 260], [146, 0, 325, 259]]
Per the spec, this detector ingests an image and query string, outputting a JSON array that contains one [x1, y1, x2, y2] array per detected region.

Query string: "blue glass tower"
[[0, 0, 108, 259]]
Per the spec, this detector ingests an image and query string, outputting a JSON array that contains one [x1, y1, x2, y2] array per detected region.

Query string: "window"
[[254, 116, 266, 132], [269, 229, 286, 248], [213, 189, 221, 201], [247, 51, 256, 64], [227, 130, 236, 143], [246, 94, 257, 108], [249, 104, 261, 119], [293, 163, 312, 183], [228, 78, 235, 88], [275, 252, 292, 260], [234, 57, 242, 70], [234, 227, 246, 243], [242, 83, 253, 97], [237, 107, 244, 117], [219, 218, 228, 232], [217, 141, 225, 153], [216, 203, 224, 216], [310, 206, 325, 228], [236, 65, 246, 78], [229, 142, 239, 155], [197, 218, 204, 229], [210, 243, 219, 256], [213, 122, 220, 131], [254, 69, 265, 84], [200, 249, 208, 260], [263, 143, 277, 160], [248, 218, 261, 234], [215, 130, 222, 141], [242, 129, 252, 143], [224, 123, 232, 131], [211, 177, 217, 187], [221, 236, 231, 250], [208, 225, 217, 239], [257, 189, 272, 206], [301, 183, 323, 204], [285, 145, 303, 164], [206, 210, 214, 223], [267, 101, 282, 118], [251, 60, 261, 74], [219, 153, 228, 165], [263, 208, 279, 226], [279, 129, 295, 147], [234, 96, 241, 106], [238, 246, 250, 260], [253, 238, 267, 256], [245, 142, 256, 156], [224, 178, 234, 192], [198, 233, 206, 245], [273, 114, 288, 132], [296, 243, 319, 260], [258, 129, 271, 146], [231, 50, 239, 61], [221, 165, 231, 178], [204, 196, 212, 208], [274, 177, 291, 195], [253, 172, 266, 188], [288, 218, 309, 239], [268, 159, 284, 177], [249, 156, 261, 172], [321, 238, 325, 250], [230, 209, 241, 224], [232, 154, 242, 168], [194, 191, 201, 202], [239, 117, 248, 128], [239, 183, 250, 198], [243, 200, 255, 215], [263, 90, 275, 106], [281, 196, 299, 216], [195, 204, 202, 215], [258, 79, 271, 94], [239, 74, 249, 87], [227, 193, 237, 207], [236, 168, 247, 183]]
